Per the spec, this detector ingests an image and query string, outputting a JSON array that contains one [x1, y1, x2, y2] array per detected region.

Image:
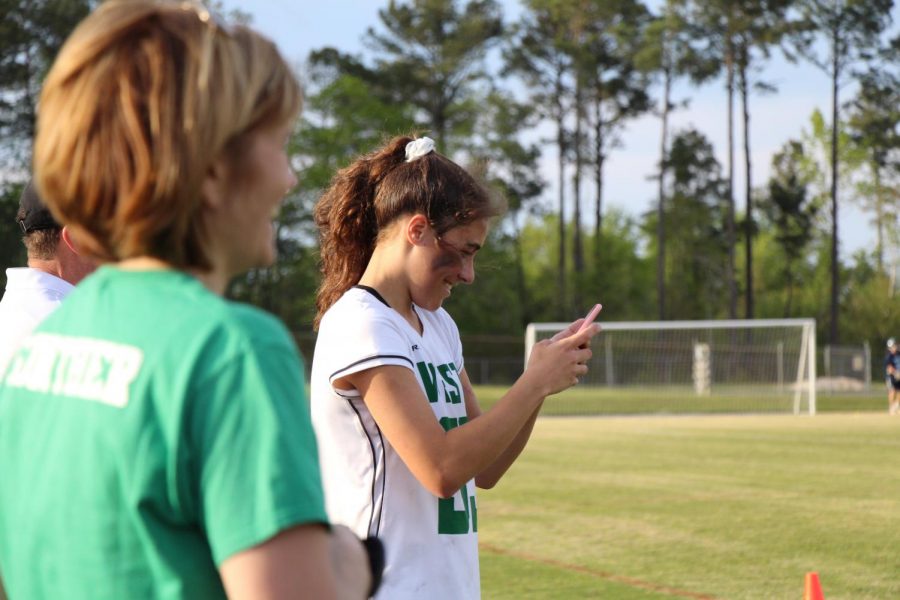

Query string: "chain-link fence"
[[817, 343, 871, 393]]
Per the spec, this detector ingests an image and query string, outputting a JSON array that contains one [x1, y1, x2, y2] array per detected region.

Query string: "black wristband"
[[361, 537, 385, 597]]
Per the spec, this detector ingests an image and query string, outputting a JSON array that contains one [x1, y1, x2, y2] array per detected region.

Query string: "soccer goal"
[[525, 318, 817, 416]]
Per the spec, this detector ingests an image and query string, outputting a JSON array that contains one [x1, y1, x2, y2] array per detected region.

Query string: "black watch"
[[361, 537, 385, 597]]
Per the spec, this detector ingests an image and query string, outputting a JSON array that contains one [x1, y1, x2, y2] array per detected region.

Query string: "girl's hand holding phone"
[[525, 303, 602, 396]]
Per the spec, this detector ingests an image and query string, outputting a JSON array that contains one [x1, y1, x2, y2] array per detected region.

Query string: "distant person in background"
[[0, 181, 94, 367], [885, 338, 900, 415], [0, 1, 379, 599]]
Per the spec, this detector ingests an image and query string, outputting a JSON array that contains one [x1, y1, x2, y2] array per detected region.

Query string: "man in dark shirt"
[[884, 338, 900, 415]]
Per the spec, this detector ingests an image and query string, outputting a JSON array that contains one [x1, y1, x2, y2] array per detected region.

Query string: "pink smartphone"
[[578, 303, 602, 332]]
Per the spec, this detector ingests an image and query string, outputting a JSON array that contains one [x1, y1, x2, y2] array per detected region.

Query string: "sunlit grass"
[[478, 413, 900, 599], [472, 384, 886, 415]]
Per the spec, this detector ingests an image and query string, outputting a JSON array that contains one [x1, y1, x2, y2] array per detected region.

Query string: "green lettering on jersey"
[[437, 363, 461, 404], [416, 361, 439, 403], [436, 415, 476, 534], [438, 415, 468, 432], [439, 491, 470, 534]]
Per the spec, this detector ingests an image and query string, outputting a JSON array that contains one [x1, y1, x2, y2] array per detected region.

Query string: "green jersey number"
[[437, 416, 477, 534]]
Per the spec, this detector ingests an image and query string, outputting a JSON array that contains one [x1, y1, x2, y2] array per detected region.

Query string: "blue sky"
[[221, 0, 900, 260]]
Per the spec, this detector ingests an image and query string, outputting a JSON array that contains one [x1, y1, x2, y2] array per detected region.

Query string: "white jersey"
[[0, 267, 74, 371], [311, 286, 479, 599]]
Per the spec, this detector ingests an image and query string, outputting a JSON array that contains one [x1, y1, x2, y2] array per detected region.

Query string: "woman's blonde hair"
[[33, 0, 302, 269]]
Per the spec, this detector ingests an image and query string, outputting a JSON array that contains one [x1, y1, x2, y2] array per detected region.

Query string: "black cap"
[[16, 181, 59, 234]]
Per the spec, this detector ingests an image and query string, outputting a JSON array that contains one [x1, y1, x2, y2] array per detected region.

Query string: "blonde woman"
[[0, 2, 377, 598]]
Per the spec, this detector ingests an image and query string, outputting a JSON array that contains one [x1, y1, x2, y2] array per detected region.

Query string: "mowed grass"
[[472, 385, 887, 416], [472, 394, 900, 598]]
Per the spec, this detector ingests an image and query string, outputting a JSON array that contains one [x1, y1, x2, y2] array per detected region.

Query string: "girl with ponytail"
[[310, 136, 599, 599]]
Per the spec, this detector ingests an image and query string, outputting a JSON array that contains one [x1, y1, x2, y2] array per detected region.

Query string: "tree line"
[[1, 0, 898, 350]]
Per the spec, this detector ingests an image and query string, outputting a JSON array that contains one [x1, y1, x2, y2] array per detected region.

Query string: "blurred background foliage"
[[1, 0, 898, 357]]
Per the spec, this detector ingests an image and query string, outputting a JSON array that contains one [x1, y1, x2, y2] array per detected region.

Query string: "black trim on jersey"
[[330, 354, 414, 382], [372, 419, 386, 537], [352, 283, 425, 337], [347, 398, 387, 538], [353, 284, 390, 308]]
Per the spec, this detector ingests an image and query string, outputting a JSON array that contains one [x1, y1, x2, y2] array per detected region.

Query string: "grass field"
[[472, 387, 900, 599], [473, 385, 887, 415]]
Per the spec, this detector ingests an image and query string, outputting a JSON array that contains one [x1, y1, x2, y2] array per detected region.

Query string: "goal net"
[[525, 319, 816, 416]]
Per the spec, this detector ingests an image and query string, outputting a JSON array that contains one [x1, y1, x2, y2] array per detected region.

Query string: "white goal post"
[[525, 318, 817, 416]]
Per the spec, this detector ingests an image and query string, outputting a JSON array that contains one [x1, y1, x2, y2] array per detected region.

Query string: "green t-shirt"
[[0, 267, 327, 599]]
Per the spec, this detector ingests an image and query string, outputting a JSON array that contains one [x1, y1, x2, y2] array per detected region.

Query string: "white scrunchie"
[[405, 137, 436, 162]]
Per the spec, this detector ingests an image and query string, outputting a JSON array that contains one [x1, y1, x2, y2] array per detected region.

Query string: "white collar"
[[4, 267, 75, 296]]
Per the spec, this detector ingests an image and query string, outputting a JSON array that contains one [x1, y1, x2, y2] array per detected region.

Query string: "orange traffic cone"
[[804, 572, 824, 600]]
